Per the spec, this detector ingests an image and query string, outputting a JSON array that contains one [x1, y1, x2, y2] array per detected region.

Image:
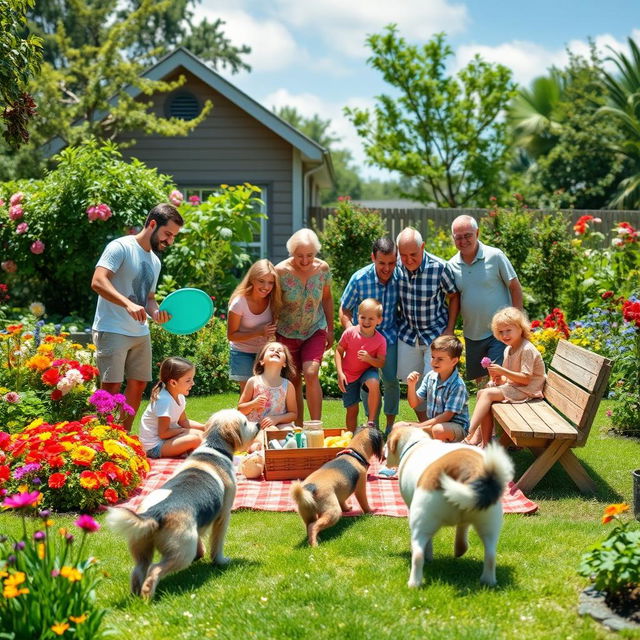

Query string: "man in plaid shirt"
[[339, 236, 399, 433], [396, 227, 459, 421]]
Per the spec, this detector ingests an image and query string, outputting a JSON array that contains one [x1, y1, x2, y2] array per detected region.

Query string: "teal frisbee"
[[159, 288, 214, 335]]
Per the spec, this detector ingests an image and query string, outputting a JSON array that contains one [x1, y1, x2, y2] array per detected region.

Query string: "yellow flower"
[[90, 426, 108, 439], [71, 445, 96, 465], [26, 418, 44, 430], [60, 441, 74, 451], [87, 344, 96, 351], [60, 566, 82, 582], [45, 519, 54, 527], [25, 354, 52, 371], [4, 572, 26, 587], [103, 439, 132, 459], [71, 343, 83, 349], [37, 543, 45, 559], [38, 432, 52, 441], [37, 344, 54, 353], [69, 614, 87, 624], [17, 484, 28, 493], [51, 622, 70, 635], [58, 527, 67, 536], [3, 585, 29, 598]]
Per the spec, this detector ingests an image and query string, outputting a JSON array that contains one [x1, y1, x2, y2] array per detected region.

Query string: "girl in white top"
[[139, 357, 205, 458], [227, 259, 282, 393], [238, 342, 297, 448]]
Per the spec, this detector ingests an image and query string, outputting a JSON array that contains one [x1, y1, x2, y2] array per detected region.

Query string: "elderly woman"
[[275, 228, 333, 425]]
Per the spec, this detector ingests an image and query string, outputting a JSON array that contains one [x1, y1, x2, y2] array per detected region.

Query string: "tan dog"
[[386, 426, 513, 587], [290, 426, 384, 546], [106, 409, 259, 599]]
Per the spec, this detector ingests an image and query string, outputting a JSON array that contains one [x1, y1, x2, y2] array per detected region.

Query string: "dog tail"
[[440, 443, 514, 511], [290, 481, 318, 521], [106, 507, 159, 542]]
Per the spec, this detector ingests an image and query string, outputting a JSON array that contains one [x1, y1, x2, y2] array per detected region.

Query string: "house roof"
[[42, 47, 334, 185]]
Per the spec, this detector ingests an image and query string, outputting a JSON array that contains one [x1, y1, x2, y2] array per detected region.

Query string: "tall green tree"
[[274, 105, 364, 202], [345, 26, 516, 208], [599, 37, 640, 208], [0, 0, 42, 147]]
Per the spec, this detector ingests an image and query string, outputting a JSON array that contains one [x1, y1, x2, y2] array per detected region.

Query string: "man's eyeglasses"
[[453, 233, 475, 242]]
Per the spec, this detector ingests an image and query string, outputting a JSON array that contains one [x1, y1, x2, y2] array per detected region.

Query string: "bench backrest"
[[543, 340, 612, 445]]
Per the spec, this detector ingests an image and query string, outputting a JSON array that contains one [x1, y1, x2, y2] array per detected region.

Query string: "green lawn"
[[2, 395, 640, 639]]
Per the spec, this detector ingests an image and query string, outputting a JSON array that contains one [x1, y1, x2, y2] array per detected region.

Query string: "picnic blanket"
[[123, 458, 538, 516]]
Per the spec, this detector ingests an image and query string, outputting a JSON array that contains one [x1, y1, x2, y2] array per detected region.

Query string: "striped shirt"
[[397, 252, 457, 346], [416, 369, 469, 432], [339, 263, 399, 345]]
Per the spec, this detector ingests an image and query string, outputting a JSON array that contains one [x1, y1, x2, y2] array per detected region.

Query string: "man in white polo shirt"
[[448, 215, 523, 381]]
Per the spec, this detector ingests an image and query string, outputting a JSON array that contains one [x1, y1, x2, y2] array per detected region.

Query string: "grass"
[[2, 394, 640, 639]]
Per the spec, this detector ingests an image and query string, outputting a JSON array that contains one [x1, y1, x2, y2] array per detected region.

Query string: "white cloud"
[[455, 30, 640, 87], [271, 0, 469, 58], [193, 6, 302, 73]]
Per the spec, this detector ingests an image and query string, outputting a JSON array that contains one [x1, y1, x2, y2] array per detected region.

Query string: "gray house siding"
[[118, 69, 294, 262]]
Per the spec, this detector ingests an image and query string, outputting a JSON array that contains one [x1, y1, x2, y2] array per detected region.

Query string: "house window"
[[166, 91, 200, 121], [181, 185, 268, 260]]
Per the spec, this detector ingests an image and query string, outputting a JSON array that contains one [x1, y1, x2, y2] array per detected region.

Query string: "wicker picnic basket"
[[263, 428, 348, 481]]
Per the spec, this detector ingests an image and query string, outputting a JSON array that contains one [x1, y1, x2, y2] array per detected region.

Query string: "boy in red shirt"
[[335, 298, 387, 429]]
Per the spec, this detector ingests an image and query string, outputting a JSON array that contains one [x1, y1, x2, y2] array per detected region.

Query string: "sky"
[[194, 0, 640, 179]]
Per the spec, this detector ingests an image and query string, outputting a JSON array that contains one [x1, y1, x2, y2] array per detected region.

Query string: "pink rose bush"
[[86, 203, 112, 222], [169, 189, 184, 206], [30, 240, 45, 255]]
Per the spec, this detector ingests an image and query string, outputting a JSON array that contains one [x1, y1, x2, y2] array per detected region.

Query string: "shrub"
[[319, 197, 387, 291], [0, 140, 172, 317], [159, 185, 265, 307], [150, 315, 235, 396], [0, 500, 109, 638]]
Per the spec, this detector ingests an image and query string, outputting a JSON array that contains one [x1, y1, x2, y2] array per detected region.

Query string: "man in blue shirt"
[[339, 236, 399, 433], [396, 227, 458, 421]]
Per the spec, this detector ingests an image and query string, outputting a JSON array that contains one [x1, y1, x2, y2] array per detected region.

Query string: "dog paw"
[[215, 556, 231, 566], [407, 579, 421, 588], [480, 576, 497, 587]]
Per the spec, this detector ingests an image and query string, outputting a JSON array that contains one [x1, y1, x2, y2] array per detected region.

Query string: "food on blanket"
[[241, 451, 265, 479]]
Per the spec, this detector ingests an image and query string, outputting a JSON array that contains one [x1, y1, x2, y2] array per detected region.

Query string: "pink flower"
[[188, 195, 200, 205], [15, 222, 28, 234], [9, 192, 24, 206], [4, 392, 20, 404], [169, 190, 184, 206], [480, 357, 492, 369], [75, 514, 100, 533], [1, 260, 17, 273], [0, 198, 4, 206], [8, 205, 23, 220], [3, 491, 40, 509], [86, 203, 112, 222], [30, 240, 45, 255]]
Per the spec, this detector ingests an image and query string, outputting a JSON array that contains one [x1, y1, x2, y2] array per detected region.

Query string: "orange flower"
[[602, 503, 629, 523], [51, 622, 70, 635], [25, 354, 52, 371], [69, 614, 87, 624], [79, 471, 100, 490]]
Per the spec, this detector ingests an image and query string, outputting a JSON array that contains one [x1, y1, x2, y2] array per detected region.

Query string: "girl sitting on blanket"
[[464, 307, 545, 448], [139, 357, 205, 458], [238, 342, 297, 447]]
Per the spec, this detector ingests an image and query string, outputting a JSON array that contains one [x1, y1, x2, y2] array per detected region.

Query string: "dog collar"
[[336, 448, 369, 469], [398, 440, 420, 464], [192, 445, 233, 462]]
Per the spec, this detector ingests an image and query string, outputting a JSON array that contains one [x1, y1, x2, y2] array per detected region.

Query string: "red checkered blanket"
[[123, 458, 538, 516]]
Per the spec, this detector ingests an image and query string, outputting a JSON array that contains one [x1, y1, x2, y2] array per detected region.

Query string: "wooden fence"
[[309, 206, 640, 246]]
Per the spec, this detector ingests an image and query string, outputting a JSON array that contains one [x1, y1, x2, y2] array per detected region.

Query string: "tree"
[[345, 26, 516, 208], [514, 50, 623, 209], [599, 37, 640, 208], [274, 105, 364, 202], [0, 0, 42, 147]]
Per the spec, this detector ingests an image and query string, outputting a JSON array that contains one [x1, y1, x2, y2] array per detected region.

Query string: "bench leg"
[[558, 449, 596, 495], [516, 440, 571, 494]]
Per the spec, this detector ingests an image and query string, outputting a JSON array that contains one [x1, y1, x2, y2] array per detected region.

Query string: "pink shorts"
[[277, 329, 327, 374]]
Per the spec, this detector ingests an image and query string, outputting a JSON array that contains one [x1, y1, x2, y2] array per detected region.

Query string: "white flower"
[[618, 227, 631, 235], [612, 237, 624, 247], [29, 301, 45, 317], [593, 217, 602, 223], [65, 369, 84, 385], [57, 379, 73, 395]]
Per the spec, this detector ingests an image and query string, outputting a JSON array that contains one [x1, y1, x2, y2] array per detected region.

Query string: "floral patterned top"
[[277, 267, 331, 340], [247, 377, 290, 423]]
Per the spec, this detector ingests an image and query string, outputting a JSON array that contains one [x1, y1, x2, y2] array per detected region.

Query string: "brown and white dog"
[[290, 426, 384, 546], [386, 426, 513, 587], [106, 409, 259, 599]]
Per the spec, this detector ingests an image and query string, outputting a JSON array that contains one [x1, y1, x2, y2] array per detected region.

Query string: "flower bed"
[[0, 415, 149, 512]]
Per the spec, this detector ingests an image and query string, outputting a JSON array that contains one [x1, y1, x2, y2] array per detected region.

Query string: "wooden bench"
[[492, 340, 612, 494]]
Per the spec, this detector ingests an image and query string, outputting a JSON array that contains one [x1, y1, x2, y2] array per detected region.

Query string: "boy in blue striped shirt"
[[395, 335, 469, 442]]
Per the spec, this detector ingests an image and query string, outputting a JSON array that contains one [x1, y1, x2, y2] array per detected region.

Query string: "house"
[[45, 47, 334, 262]]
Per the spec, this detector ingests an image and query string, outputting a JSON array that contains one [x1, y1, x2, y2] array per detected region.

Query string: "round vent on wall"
[[166, 91, 200, 121]]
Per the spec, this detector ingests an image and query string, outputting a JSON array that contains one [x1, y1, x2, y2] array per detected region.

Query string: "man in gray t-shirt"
[[91, 203, 183, 430], [448, 215, 523, 381]]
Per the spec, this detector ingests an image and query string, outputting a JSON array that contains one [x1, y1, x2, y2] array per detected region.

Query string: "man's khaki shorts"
[[92, 331, 152, 383]]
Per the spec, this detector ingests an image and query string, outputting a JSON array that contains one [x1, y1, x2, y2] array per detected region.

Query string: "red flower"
[[601, 291, 614, 300], [531, 320, 542, 329], [41, 368, 61, 386], [48, 473, 67, 489], [79, 364, 98, 381], [104, 488, 119, 504], [0, 465, 10, 483], [46, 455, 65, 468], [0, 432, 10, 450], [50, 389, 63, 401]]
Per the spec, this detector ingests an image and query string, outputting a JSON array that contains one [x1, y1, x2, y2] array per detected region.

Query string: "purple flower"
[[3, 491, 40, 509], [7, 554, 16, 565], [65, 533, 74, 543], [33, 530, 45, 540], [480, 357, 493, 369], [13, 462, 41, 479], [75, 514, 100, 533], [38, 509, 51, 519], [32, 477, 41, 485], [89, 390, 117, 414], [13, 541, 25, 551]]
